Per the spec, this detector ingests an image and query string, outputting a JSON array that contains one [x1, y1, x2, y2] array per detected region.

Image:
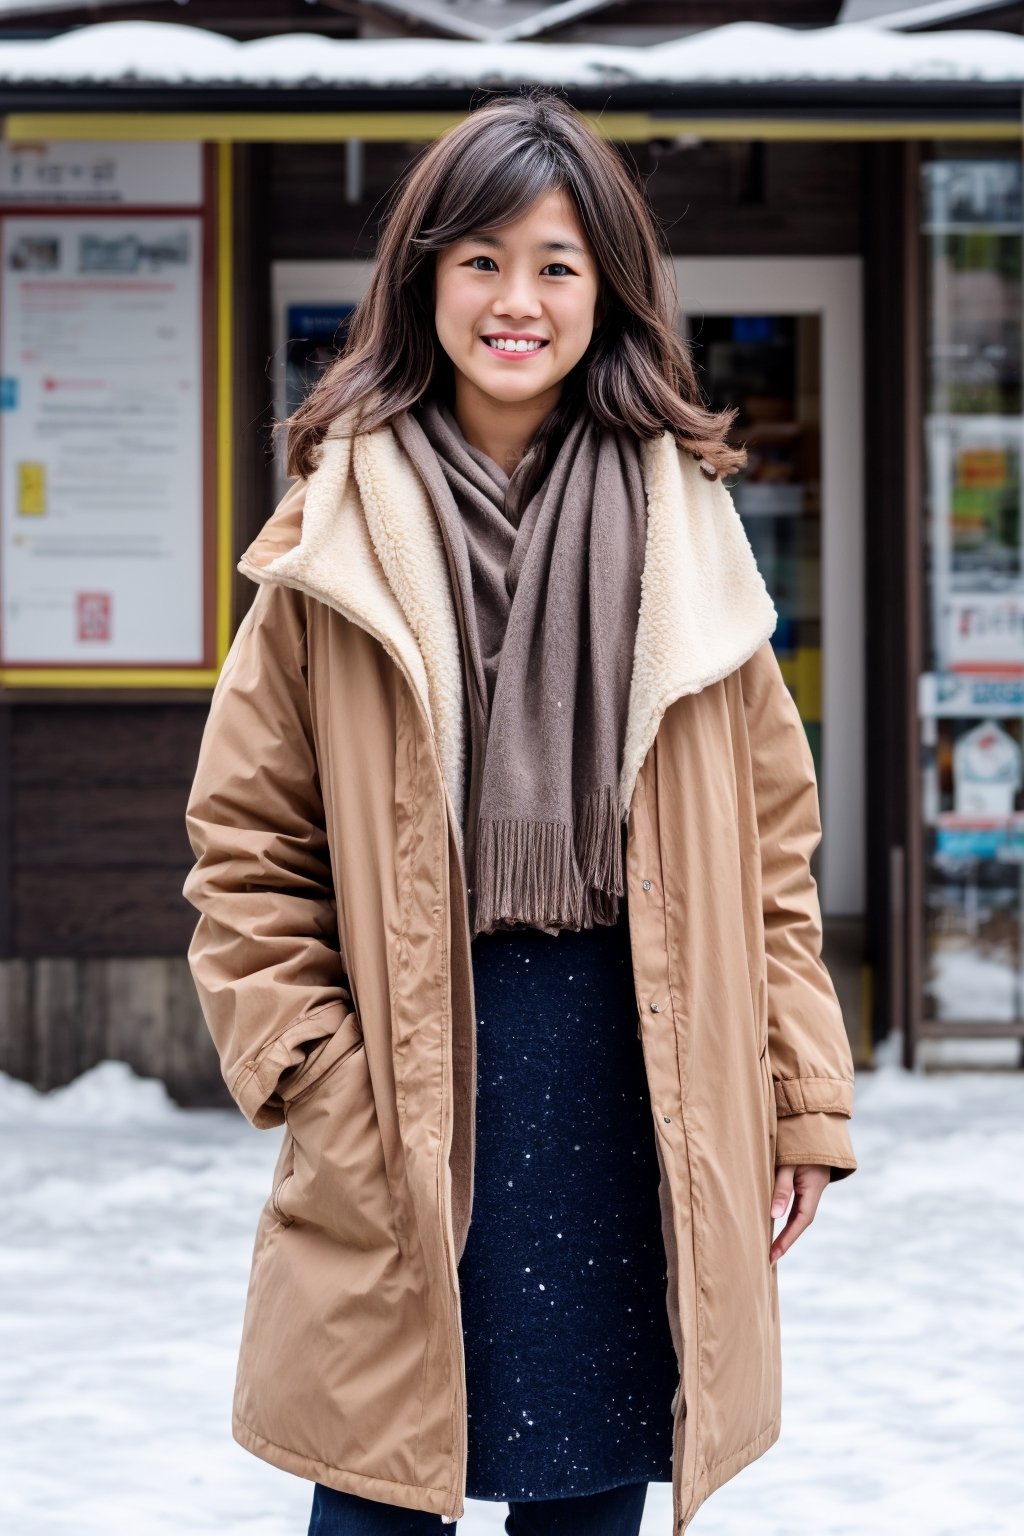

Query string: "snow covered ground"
[[2, 1041, 1022, 1536]]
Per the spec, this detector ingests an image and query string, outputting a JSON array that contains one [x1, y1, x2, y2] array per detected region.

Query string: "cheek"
[[556, 293, 598, 354], [436, 276, 476, 332], [433, 277, 459, 342]]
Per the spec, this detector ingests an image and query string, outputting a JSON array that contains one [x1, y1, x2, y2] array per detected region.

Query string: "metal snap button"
[[650, 1000, 660, 1013], [642, 879, 652, 891]]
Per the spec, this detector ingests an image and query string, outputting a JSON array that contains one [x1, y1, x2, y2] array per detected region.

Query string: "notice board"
[[0, 140, 227, 688]]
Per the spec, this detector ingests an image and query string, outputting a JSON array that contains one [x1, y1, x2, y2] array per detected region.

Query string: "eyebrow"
[[467, 233, 589, 258]]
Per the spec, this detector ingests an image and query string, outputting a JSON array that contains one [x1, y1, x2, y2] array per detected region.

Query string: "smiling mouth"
[[481, 337, 549, 354]]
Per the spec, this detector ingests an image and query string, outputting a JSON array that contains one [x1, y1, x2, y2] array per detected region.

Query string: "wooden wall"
[[640, 139, 862, 257], [265, 137, 863, 264], [0, 697, 223, 1099], [6, 705, 202, 959]]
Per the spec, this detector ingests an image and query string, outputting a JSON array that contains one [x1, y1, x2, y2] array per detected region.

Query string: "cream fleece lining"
[[239, 411, 779, 856]]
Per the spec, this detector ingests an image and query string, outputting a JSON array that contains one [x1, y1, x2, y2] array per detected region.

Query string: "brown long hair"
[[277, 90, 746, 511]]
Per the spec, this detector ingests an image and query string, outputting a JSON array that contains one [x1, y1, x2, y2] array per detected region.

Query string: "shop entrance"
[[675, 257, 867, 1058]]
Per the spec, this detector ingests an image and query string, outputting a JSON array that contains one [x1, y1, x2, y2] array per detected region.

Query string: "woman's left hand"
[[768, 1164, 831, 1264]]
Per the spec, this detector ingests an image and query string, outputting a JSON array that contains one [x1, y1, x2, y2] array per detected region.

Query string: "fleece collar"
[[237, 408, 778, 852]]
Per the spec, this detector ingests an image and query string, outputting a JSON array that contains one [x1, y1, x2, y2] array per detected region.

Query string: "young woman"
[[183, 92, 858, 1536]]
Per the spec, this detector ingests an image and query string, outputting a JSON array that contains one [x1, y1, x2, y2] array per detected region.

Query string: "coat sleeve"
[[740, 639, 858, 1182], [182, 577, 356, 1130]]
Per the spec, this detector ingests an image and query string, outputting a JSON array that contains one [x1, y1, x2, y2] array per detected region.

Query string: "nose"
[[491, 270, 542, 321]]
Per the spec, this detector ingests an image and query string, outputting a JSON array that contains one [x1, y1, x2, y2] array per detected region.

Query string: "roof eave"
[[0, 77, 1020, 116]]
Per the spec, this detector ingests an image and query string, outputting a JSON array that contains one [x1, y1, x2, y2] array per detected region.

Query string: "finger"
[[769, 1186, 817, 1264], [770, 1166, 794, 1220]]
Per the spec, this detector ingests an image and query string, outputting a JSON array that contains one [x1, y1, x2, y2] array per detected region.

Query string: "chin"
[[476, 368, 558, 398]]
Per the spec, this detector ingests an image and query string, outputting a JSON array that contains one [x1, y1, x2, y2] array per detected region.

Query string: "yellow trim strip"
[[0, 668, 224, 686], [216, 140, 233, 669], [4, 111, 1021, 143]]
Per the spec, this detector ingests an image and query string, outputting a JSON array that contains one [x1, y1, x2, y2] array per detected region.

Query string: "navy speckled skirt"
[[456, 891, 678, 1502]]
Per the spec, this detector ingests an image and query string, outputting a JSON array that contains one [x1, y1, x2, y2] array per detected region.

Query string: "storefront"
[[914, 147, 1024, 1062], [0, 14, 1021, 1093]]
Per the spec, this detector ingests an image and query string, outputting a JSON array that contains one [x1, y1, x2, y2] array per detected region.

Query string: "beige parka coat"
[[182, 405, 858, 1532]]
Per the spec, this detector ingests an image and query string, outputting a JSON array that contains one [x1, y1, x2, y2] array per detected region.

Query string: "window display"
[[920, 154, 1024, 1027]]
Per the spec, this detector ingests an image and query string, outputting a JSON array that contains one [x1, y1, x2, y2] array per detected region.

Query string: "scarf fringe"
[[472, 785, 625, 936]]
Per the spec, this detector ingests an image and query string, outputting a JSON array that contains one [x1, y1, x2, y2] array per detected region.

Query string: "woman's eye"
[[468, 256, 497, 271], [544, 263, 572, 277]]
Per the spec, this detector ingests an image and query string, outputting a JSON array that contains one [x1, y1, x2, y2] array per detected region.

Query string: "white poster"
[[0, 214, 206, 665], [953, 719, 1024, 817], [0, 141, 202, 207], [943, 591, 1024, 673]]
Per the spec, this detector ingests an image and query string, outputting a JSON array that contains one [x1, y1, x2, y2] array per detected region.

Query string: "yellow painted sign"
[[17, 459, 45, 515]]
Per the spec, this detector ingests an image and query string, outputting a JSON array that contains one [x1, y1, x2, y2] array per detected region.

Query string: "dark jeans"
[[308, 1480, 649, 1535]]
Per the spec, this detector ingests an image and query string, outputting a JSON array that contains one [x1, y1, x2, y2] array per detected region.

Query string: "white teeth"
[[486, 337, 544, 352]]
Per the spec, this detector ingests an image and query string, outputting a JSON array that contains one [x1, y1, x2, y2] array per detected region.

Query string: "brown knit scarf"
[[393, 395, 648, 938]]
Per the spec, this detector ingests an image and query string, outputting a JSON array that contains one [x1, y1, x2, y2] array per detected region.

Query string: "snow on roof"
[[0, 18, 1023, 89], [0, 0, 623, 44], [840, 0, 1018, 24]]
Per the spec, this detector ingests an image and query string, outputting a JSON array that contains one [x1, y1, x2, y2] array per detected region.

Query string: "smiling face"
[[433, 185, 601, 418]]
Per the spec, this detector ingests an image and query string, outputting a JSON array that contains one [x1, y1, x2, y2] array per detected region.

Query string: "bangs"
[[414, 139, 568, 252]]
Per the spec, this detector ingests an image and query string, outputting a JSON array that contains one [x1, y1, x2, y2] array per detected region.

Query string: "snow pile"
[[1, 1052, 1022, 1534], [0, 1058, 181, 1126], [0, 19, 1021, 90]]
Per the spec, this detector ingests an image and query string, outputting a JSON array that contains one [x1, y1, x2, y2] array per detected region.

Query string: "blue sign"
[[732, 316, 778, 345], [935, 825, 1024, 863], [920, 670, 1024, 717]]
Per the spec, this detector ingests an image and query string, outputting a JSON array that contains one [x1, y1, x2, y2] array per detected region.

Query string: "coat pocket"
[[269, 1013, 363, 1229], [276, 1006, 364, 1107], [271, 1012, 395, 1249]]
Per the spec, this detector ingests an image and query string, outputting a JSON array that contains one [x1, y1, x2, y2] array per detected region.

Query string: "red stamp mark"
[[76, 592, 111, 642]]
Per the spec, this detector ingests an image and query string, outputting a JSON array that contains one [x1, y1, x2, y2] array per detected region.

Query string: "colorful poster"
[[0, 213, 205, 665], [927, 416, 1024, 673], [950, 445, 1018, 575]]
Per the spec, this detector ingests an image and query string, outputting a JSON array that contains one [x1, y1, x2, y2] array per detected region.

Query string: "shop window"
[[920, 154, 1024, 1030]]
